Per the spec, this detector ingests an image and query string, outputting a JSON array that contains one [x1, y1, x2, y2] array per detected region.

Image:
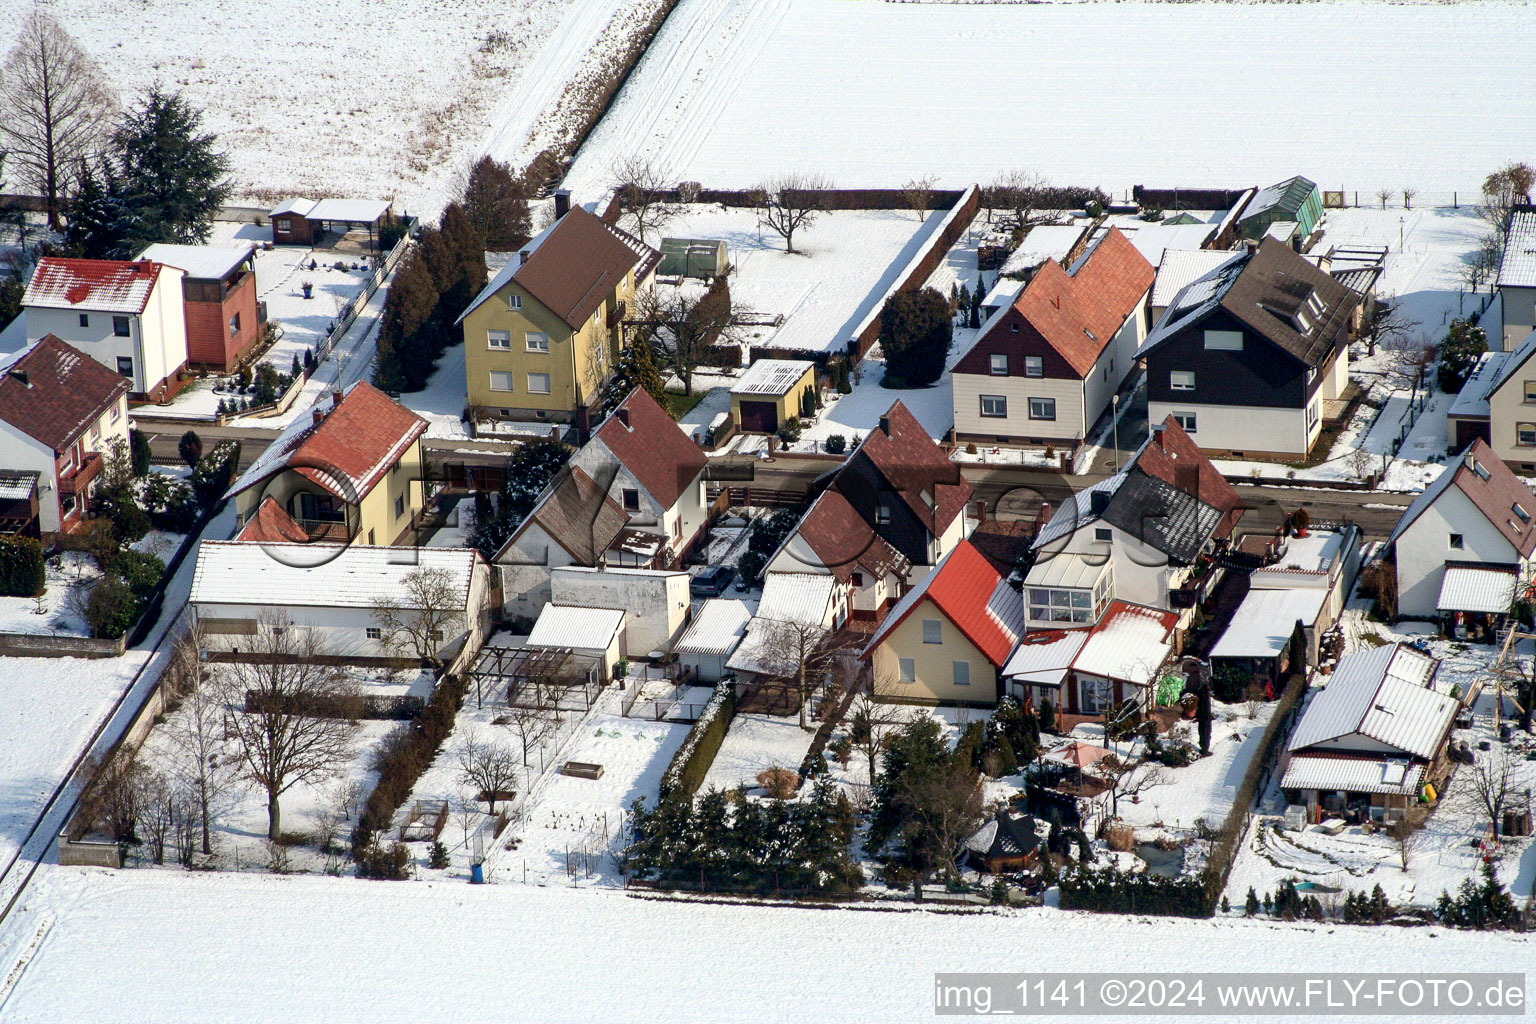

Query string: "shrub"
[[1436, 318, 1487, 394], [379, 213, 409, 251], [658, 682, 735, 801], [776, 415, 801, 443], [1058, 862, 1208, 917], [734, 550, 767, 586], [878, 287, 951, 387], [129, 429, 152, 477], [191, 440, 241, 509], [82, 574, 140, 639], [92, 483, 151, 544], [356, 841, 412, 880], [756, 765, 798, 799], [0, 536, 46, 597], [111, 549, 165, 601], [824, 433, 846, 455], [428, 840, 450, 870]]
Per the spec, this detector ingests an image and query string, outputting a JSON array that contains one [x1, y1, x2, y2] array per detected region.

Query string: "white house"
[[549, 565, 690, 656], [21, 257, 189, 402], [1386, 439, 1536, 631], [1497, 206, 1536, 351], [0, 335, 130, 536], [765, 488, 911, 623], [190, 543, 491, 661], [525, 604, 627, 680], [728, 572, 846, 682]]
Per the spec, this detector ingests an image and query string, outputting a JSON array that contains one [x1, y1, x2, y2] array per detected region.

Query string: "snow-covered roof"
[[0, 470, 38, 501], [672, 599, 752, 656], [997, 224, 1089, 278], [1288, 643, 1452, 760], [1281, 754, 1424, 796], [756, 571, 839, 626], [1114, 223, 1218, 268], [1151, 249, 1237, 310], [1001, 629, 1085, 685], [730, 358, 813, 396], [1033, 475, 1124, 549], [980, 276, 1025, 312], [22, 258, 173, 314], [1266, 529, 1348, 574], [1446, 350, 1507, 420], [1209, 587, 1328, 659], [1070, 601, 1176, 685], [1497, 207, 1536, 289], [305, 198, 391, 224], [137, 243, 253, 281], [189, 543, 478, 610], [527, 605, 625, 651], [1138, 250, 1248, 355], [1481, 328, 1536, 400], [1437, 566, 1518, 614], [270, 197, 316, 217]]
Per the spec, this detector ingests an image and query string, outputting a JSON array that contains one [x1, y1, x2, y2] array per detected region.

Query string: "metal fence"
[[312, 222, 415, 365]]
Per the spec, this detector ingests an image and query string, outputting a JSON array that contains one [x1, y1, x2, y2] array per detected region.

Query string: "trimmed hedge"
[[0, 536, 45, 597], [246, 691, 425, 721], [658, 681, 735, 801], [1059, 862, 1209, 918], [351, 671, 470, 857]]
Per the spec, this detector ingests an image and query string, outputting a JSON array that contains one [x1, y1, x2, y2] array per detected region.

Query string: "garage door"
[[738, 400, 778, 434]]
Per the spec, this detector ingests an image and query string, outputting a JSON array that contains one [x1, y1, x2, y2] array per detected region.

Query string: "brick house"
[[139, 244, 263, 371]]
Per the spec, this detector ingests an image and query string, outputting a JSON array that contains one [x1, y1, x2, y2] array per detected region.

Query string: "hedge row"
[[245, 692, 425, 721], [0, 536, 44, 597], [657, 681, 735, 801], [350, 671, 469, 857]]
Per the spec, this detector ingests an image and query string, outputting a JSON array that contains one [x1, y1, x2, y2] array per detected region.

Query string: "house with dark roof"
[[952, 227, 1154, 449], [1027, 416, 1243, 636], [765, 488, 911, 621], [0, 336, 131, 536], [812, 400, 973, 572], [1385, 439, 1536, 631], [226, 382, 428, 546], [1140, 238, 1358, 458], [862, 538, 1022, 705], [458, 203, 659, 433], [21, 257, 189, 402]]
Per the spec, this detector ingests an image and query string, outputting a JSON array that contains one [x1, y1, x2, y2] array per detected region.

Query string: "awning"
[[1437, 567, 1518, 615], [1281, 754, 1423, 796]]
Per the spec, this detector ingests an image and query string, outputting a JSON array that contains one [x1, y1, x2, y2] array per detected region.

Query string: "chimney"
[[972, 499, 986, 524], [331, 388, 343, 409], [312, 407, 325, 426], [1034, 502, 1052, 535], [1150, 422, 1167, 449], [1089, 489, 1111, 516], [878, 414, 891, 436], [616, 407, 630, 429], [554, 190, 571, 220], [519, 249, 531, 267]]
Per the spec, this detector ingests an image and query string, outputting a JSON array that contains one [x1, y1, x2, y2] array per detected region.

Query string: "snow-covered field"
[[699, 713, 814, 793], [3, 867, 1530, 1024], [568, 0, 1536, 197]]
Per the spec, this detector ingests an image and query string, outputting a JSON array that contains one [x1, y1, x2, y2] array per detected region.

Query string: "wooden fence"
[[0, 632, 124, 659]]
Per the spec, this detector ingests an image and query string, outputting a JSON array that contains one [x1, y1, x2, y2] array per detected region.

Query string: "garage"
[[738, 400, 778, 434]]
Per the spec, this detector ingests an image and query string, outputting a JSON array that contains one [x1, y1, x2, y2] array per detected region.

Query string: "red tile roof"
[[594, 388, 707, 509], [1399, 438, 1536, 558], [781, 489, 911, 583], [856, 400, 972, 538], [864, 539, 1022, 668], [0, 336, 130, 452], [23, 257, 170, 314], [993, 228, 1154, 378], [1136, 415, 1245, 539], [235, 496, 311, 543]]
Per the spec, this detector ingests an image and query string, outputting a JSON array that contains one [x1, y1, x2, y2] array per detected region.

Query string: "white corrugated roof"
[[1437, 566, 1518, 614], [270, 197, 316, 217], [1288, 644, 1453, 759], [305, 198, 391, 224], [1024, 553, 1108, 590], [527, 605, 625, 650], [1497, 208, 1536, 288], [756, 572, 839, 626], [673, 599, 752, 656], [0, 471, 38, 501], [1282, 754, 1424, 796], [1210, 587, 1329, 659], [190, 542, 476, 609], [731, 359, 814, 396], [1117, 223, 1217, 268], [1151, 249, 1235, 309], [138, 244, 252, 281], [1071, 603, 1174, 684], [1002, 630, 1086, 684]]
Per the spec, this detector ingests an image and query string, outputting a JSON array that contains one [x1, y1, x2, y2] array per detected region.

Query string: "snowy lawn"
[[699, 713, 814, 795], [5, 867, 1532, 1024], [0, 553, 100, 638], [568, 0, 1536, 197]]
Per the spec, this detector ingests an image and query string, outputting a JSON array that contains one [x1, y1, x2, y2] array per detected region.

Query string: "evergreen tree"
[[63, 159, 132, 258], [128, 429, 151, 477], [878, 287, 951, 388], [177, 430, 202, 470], [374, 249, 438, 393], [605, 339, 667, 413], [107, 87, 231, 248], [467, 438, 572, 559], [458, 155, 531, 251], [968, 279, 982, 329], [291, 352, 302, 377], [835, 360, 852, 394], [1245, 887, 1260, 917]]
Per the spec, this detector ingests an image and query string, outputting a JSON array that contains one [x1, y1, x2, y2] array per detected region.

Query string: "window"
[[112, 316, 130, 337], [1010, 322, 1020, 334], [109, 403, 121, 424], [78, 313, 89, 328], [922, 619, 942, 644], [1028, 582, 1108, 625], [1519, 423, 1536, 448], [898, 658, 916, 683], [851, 572, 865, 587], [1094, 527, 1113, 542], [429, 629, 444, 642], [366, 627, 382, 640], [394, 495, 405, 518], [1449, 533, 1464, 549], [980, 395, 1008, 418], [876, 503, 891, 525], [1204, 330, 1243, 351], [487, 330, 511, 350], [525, 332, 549, 352], [367, 529, 376, 545], [952, 661, 971, 687], [1515, 503, 1531, 524], [1525, 381, 1536, 404], [1306, 400, 1319, 430], [989, 353, 1008, 376], [1172, 411, 1197, 433], [1170, 370, 1195, 391], [488, 371, 514, 392], [1024, 355, 1043, 377], [1080, 677, 1111, 714], [509, 294, 522, 310], [527, 372, 551, 394], [1472, 458, 1491, 480], [1028, 397, 1056, 421], [228, 312, 241, 337], [621, 488, 640, 511], [116, 357, 133, 379]]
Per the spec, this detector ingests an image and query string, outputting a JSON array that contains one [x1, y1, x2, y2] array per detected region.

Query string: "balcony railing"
[[292, 517, 352, 542], [59, 452, 103, 495], [607, 300, 627, 328]]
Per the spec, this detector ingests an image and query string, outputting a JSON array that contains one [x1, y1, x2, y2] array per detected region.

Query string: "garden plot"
[[699, 713, 814, 794], [0, 552, 98, 637], [567, 0, 1536, 198]]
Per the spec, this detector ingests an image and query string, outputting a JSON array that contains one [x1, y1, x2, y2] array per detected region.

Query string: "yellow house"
[[862, 539, 1022, 706], [730, 358, 817, 434], [227, 382, 429, 546], [458, 205, 657, 432]]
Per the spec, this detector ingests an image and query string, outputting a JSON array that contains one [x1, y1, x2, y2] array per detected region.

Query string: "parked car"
[[690, 565, 735, 597]]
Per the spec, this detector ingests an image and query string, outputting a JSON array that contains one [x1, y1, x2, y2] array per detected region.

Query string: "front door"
[[739, 400, 778, 434]]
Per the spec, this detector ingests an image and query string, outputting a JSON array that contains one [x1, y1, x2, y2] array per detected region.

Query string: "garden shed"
[[730, 358, 817, 435]]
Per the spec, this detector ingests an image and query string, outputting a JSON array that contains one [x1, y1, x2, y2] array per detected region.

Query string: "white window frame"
[[1173, 411, 1197, 433], [1028, 397, 1056, 421], [1203, 330, 1243, 352], [366, 626, 382, 640], [487, 330, 511, 350], [979, 395, 1007, 418], [508, 293, 522, 310], [1170, 370, 1196, 391], [1518, 423, 1536, 448], [527, 372, 551, 395], [488, 371, 514, 392], [525, 331, 550, 353], [1024, 355, 1044, 378]]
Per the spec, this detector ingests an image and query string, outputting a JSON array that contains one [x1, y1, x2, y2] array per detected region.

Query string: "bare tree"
[[80, 746, 147, 843], [456, 726, 520, 813], [135, 768, 175, 865], [899, 175, 938, 222], [1376, 188, 1393, 211], [1095, 755, 1170, 818], [160, 630, 239, 854], [1387, 816, 1424, 871], [1381, 331, 1434, 391], [215, 614, 361, 840], [502, 703, 551, 767], [1347, 446, 1375, 482], [1468, 745, 1519, 835], [1478, 161, 1536, 243], [757, 172, 832, 254], [628, 273, 747, 396], [0, 10, 116, 228], [611, 155, 679, 243], [848, 692, 901, 789], [370, 565, 462, 669], [761, 616, 852, 730], [1402, 187, 1418, 210], [982, 168, 1047, 229], [1362, 298, 1419, 357]]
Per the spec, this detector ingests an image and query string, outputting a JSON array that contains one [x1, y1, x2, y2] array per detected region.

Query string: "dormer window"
[[876, 502, 892, 525], [1472, 459, 1491, 480], [1515, 503, 1531, 524]]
